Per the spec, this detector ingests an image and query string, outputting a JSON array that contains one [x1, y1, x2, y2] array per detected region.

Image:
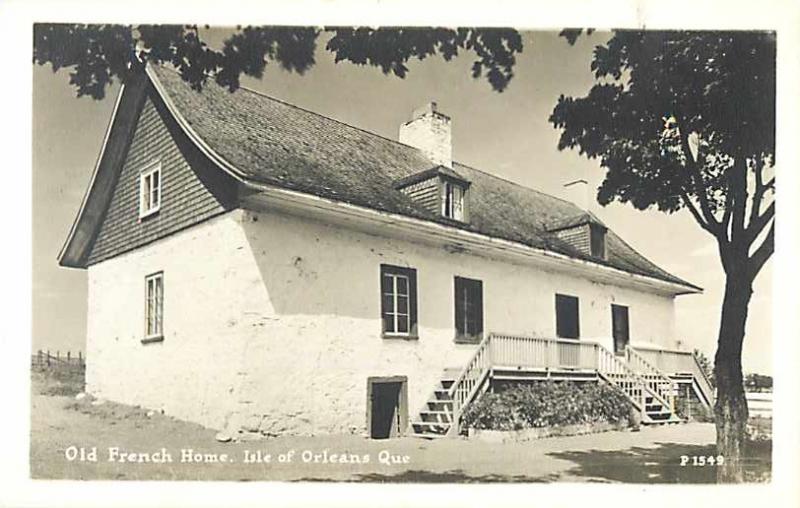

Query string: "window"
[[139, 162, 162, 218], [442, 181, 465, 221], [454, 276, 483, 342], [380, 265, 418, 337], [590, 223, 606, 258], [555, 293, 580, 339], [144, 272, 164, 341]]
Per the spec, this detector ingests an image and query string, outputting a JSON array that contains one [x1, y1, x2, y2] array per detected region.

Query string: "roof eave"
[[242, 182, 702, 297]]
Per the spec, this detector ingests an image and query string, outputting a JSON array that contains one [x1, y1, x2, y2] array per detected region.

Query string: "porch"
[[411, 334, 715, 439]]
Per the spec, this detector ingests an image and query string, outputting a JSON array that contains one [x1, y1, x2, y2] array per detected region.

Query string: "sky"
[[31, 29, 773, 374]]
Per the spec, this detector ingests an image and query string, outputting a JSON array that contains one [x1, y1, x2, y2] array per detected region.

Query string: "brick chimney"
[[399, 102, 452, 168]]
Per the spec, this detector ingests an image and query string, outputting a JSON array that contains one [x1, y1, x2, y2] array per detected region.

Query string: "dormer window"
[[442, 181, 465, 221], [546, 213, 608, 260], [589, 222, 606, 259], [394, 165, 471, 223], [139, 162, 162, 219]]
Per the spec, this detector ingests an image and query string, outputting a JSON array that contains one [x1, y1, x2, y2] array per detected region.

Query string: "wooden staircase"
[[411, 334, 684, 439], [410, 369, 459, 439]]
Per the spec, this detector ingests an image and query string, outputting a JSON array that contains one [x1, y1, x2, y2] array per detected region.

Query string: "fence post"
[[79, 351, 83, 367], [67, 351, 71, 363], [46, 350, 50, 366]]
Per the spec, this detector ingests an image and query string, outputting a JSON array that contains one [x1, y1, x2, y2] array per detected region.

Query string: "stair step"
[[410, 432, 448, 440], [411, 421, 450, 434], [433, 390, 454, 400], [642, 417, 683, 425], [419, 411, 452, 423], [427, 400, 453, 407], [420, 409, 452, 416]]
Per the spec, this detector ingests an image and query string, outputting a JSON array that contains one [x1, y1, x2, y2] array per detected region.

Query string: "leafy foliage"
[[550, 32, 774, 228], [462, 381, 632, 431], [33, 24, 523, 99]]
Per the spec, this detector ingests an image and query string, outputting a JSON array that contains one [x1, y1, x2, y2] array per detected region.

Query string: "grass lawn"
[[29, 368, 771, 482]]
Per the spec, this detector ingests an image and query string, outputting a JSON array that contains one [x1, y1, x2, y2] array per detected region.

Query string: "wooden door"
[[612, 304, 630, 355]]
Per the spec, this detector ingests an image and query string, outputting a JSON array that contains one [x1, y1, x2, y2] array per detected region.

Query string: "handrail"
[[631, 346, 715, 407], [625, 346, 677, 411], [593, 343, 675, 414], [448, 334, 493, 434], [443, 335, 693, 436], [490, 335, 675, 415], [690, 351, 716, 407]]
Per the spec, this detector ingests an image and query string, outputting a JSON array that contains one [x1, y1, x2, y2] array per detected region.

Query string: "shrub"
[[462, 381, 632, 431]]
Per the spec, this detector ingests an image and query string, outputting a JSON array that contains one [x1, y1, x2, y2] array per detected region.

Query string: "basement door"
[[367, 377, 408, 439], [612, 304, 630, 355]]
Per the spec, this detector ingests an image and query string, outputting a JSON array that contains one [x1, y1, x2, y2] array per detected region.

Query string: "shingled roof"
[[98, 64, 699, 291]]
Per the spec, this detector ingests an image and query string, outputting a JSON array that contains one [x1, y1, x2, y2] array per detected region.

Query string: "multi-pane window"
[[454, 276, 483, 342], [139, 163, 162, 218], [555, 293, 580, 339], [380, 265, 418, 337], [442, 181, 465, 221], [145, 272, 164, 339]]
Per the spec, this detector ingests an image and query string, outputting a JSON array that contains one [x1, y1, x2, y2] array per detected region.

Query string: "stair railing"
[[595, 344, 677, 417], [625, 345, 677, 412], [690, 351, 716, 407], [448, 333, 493, 436], [631, 345, 715, 408]]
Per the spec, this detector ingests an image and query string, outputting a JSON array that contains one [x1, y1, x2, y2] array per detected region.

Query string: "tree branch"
[[725, 155, 749, 245], [746, 201, 774, 245], [681, 191, 720, 237], [673, 112, 721, 234], [748, 158, 774, 232], [749, 220, 774, 280]]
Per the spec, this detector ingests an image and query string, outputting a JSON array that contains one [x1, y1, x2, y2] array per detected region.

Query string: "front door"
[[612, 304, 630, 355], [368, 378, 407, 439]]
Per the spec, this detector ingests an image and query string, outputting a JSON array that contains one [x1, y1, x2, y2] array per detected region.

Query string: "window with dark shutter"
[[380, 265, 418, 338], [454, 276, 483, 343], [555, 294, 580, 339]]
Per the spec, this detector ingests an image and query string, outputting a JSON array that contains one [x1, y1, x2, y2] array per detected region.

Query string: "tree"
[[32, 24, 523, 99], [549, 30, 775, 482]]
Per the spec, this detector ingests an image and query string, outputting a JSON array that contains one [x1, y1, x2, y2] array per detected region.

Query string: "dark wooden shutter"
[[408, 268, 418, 336], [454, 277, 466, 337], [469, 279, 483, 337], [555, 294, 580, 339]]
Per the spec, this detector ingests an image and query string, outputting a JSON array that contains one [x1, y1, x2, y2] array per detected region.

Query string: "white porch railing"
[[631, 345, 715, 407], [447, 334, 681, 435]]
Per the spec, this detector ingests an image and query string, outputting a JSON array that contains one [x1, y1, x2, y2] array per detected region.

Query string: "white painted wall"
[[86, 206, 679, 436]]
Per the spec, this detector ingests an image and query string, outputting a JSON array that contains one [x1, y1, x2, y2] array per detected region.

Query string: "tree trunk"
[[713, 269, 753, 483]]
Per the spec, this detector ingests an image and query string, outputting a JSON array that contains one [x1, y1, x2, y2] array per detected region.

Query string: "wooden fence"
[[31, 349, 85, 368]]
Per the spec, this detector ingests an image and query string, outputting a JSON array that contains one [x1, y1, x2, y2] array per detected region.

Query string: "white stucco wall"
[[85, 211, 254, 430], [86, 206, 678, 436]]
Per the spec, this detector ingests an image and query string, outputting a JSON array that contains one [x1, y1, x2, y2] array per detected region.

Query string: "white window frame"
[[442, 181, 465, 221], [382, 272, 411, 336], [144, 272, 164, 341], [139, 162, 162, 219]]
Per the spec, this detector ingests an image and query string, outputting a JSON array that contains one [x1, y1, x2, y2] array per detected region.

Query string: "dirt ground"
[[29, 370, 771, 482]]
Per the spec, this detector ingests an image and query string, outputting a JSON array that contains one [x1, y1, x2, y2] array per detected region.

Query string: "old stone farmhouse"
[[59, 63, 714, 439]]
